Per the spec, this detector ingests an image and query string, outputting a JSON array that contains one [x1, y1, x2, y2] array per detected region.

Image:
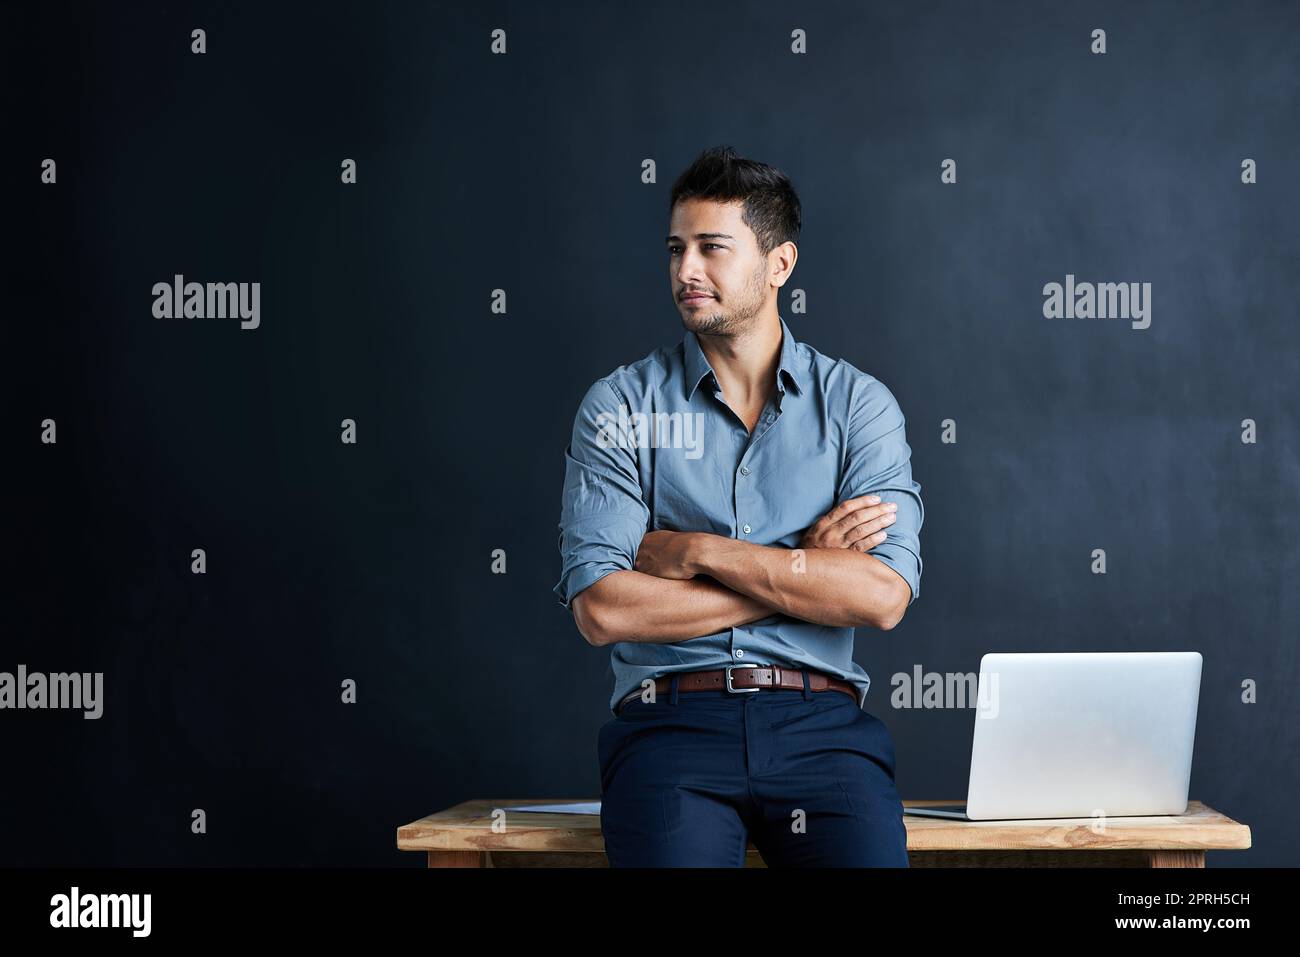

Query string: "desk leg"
[[1145, 851, 1204, 868], [427, 850, 492, 868]]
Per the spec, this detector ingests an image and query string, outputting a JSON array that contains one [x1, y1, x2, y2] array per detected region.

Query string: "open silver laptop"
[[904, 651, 1201, 821]]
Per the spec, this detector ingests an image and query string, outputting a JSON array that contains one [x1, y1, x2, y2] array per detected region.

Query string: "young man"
[[552, 146, 923, 867]]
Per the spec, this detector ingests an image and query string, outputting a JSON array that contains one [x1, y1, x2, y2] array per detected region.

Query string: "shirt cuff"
[[867, 542, 921, 605], [553, 561, 627, 610]]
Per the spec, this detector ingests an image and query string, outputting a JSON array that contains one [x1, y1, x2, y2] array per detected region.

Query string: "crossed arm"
[[571, 495, 914, 647]]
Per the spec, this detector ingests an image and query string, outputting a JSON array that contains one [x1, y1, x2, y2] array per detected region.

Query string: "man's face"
[[666, 198, 770, 337]]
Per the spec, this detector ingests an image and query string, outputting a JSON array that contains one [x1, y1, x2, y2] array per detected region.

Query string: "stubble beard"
[[681, 263, 767, 338]]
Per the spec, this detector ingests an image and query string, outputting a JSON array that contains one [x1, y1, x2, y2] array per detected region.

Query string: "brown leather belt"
[[617, 664, 858, 712]]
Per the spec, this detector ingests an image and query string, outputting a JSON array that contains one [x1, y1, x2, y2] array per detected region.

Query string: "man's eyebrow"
[[665, 233, 735, 245]]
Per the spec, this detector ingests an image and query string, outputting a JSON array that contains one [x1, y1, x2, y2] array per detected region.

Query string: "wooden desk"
[[397, 799, 1250, 867]]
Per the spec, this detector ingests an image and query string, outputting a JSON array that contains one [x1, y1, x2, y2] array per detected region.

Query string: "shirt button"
[[742, 524, 751, 535], [740, 466, 750, 476], [735, 649, 745, 658]]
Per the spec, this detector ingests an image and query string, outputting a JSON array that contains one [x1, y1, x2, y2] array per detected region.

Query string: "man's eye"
[[668, 244, 722, 255]]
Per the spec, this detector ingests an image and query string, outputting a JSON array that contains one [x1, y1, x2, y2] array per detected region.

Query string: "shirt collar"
[[683, 314, 806, 401]]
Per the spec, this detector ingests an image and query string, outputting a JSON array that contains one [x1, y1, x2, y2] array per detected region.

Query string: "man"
[[552, 145, 923, 867]]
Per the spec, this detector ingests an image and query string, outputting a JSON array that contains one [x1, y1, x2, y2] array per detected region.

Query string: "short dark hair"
[[668, 145, 801, 257]]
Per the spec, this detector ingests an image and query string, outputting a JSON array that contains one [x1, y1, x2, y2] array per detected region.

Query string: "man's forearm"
[[687, 535, 903, 629], [573, 569, 776, 646]]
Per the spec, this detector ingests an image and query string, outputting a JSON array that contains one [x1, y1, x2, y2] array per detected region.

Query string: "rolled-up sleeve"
[[836, 376, 924, 605], [553, 378, 651, 609]]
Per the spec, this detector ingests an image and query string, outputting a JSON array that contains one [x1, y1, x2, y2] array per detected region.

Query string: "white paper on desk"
[[508, 801, 601, 815]]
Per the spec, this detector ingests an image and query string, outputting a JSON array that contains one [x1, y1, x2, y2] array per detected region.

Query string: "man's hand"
[[634, 530, 701, 580], [798, 495, 898, 552]]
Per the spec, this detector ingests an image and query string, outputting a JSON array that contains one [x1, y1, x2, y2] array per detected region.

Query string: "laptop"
[[904, 651, 1201, 821]]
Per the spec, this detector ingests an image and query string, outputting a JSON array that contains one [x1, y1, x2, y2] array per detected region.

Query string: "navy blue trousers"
[[597, 675, 909, 867]]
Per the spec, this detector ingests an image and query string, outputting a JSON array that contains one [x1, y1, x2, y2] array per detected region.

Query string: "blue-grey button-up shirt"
[[554, 315, 923, 715]]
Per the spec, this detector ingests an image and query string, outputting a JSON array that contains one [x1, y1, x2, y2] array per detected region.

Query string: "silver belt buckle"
[[725, 663, 761, 693]]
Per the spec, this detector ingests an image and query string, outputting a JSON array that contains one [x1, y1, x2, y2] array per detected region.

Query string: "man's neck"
[[697, 313, 783, 406]]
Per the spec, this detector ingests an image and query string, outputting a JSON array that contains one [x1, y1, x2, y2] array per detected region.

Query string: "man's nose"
[[674, 249, 705, 284]]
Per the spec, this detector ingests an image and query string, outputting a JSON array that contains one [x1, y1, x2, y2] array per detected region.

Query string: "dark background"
[[5, 0, 1297, 866]]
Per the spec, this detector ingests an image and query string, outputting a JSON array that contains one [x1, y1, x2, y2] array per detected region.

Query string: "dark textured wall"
[[6, 0, 1296, 866]]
